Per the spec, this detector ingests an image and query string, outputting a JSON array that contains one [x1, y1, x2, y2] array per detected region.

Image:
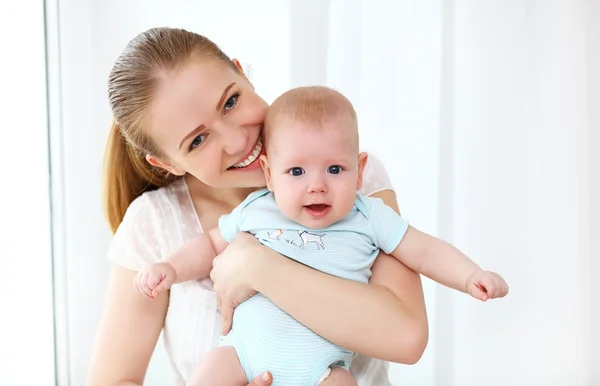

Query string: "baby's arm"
[[370, 197, 508, 301], [135, 228, 228, 298], [167, 227, 228, 283], [391, 227, 508, 301]]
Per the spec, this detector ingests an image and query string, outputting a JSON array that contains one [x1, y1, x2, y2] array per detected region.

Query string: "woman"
[[87, 27, 428, 386]]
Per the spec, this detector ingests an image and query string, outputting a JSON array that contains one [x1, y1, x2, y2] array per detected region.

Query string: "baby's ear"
[[259, 155, 274, 191], [356, 152, 369, 190]]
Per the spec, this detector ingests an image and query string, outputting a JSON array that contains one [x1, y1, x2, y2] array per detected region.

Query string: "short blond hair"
[[264, 86, 359, 151]]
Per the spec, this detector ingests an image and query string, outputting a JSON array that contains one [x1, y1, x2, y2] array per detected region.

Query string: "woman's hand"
[[210, 232, 265, 334], [235, 190, 428, 363], [246, 371, 273, 385]]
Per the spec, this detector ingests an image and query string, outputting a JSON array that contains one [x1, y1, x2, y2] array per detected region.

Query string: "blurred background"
[[0, 0, 598, 385]]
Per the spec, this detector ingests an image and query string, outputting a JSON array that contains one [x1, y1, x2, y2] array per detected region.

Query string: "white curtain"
[[291, 1, 599, 385]]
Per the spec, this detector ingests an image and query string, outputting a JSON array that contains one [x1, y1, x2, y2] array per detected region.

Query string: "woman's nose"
[[218, 124, 248, 155]]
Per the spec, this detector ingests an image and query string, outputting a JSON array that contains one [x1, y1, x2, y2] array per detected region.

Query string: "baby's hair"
[[264, 86, 359, 151]]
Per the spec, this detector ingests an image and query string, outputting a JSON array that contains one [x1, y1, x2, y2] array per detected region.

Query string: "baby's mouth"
[[305, 204, 329, 211], [304, 204, 331, 217]]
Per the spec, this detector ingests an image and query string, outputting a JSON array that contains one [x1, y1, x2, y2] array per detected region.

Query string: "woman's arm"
[[212, 190, 428, 364], [87, 266, 168, 386], [366, 190, 429, 362]]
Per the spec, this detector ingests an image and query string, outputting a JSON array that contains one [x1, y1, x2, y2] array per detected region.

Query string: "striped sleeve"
[[368, 197, 409, 254], [218, 204, 244, 243]]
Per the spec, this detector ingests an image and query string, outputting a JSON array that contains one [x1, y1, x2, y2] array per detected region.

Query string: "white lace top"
[[107, 152, 395, 386]]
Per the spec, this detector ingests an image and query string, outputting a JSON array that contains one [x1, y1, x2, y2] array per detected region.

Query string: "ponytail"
[[104, 27, 237, 232], [102, 121, 177, 233]]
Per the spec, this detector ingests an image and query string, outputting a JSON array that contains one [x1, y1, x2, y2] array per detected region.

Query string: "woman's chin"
[[185, 170, 266, 191], [240, 174, 268, 189], [223, 168, 266, 189]]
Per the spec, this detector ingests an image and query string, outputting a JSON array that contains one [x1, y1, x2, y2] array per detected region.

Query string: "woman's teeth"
[[232, 138, 263, 168]]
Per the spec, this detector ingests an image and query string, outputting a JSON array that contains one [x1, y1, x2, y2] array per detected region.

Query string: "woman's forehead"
[[157, 60, 237, 109], [149, 61, 241, 145]]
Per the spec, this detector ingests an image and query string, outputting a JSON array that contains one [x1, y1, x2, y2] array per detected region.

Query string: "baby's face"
[[260, 117, 367, 229]]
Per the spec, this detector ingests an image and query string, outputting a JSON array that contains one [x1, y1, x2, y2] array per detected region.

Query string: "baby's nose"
[[307, 180, 328, 194]]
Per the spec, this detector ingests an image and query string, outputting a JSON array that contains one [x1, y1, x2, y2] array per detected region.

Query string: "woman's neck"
[[184, 174, 260, 211]]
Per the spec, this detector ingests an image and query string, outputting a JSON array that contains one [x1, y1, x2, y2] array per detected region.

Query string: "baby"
[[136, 86, 509, 386]]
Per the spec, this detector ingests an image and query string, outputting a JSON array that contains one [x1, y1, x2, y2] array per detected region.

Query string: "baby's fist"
[[466, 270, 509, 302], [135, 262, 177, 299]]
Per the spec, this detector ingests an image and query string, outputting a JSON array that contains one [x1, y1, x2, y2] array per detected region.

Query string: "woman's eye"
[[224, 94, 239, 111], [328, 165, 342, 174], [189, 134, 206, 151], [289, 167, 305, 176]]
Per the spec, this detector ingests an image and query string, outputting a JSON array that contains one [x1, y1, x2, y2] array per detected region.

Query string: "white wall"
[[0, 1, 56, 385]]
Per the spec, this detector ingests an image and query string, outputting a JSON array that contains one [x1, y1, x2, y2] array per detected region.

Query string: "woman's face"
[[146, 58, 269, 188]]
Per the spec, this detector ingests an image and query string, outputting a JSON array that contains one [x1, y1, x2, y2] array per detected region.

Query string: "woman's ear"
[[356, 152, 369, 190], [146, 154, 186, 176], [232, 58, 244, 73], [231, 58, 254, 88], [259, 155, 274, 191]]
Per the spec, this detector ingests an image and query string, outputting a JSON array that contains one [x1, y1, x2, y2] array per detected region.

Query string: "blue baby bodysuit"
[[217, 188, 409, 386]]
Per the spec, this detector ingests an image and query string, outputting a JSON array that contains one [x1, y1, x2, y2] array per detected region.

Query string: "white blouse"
[[107, 152, 395, 386]]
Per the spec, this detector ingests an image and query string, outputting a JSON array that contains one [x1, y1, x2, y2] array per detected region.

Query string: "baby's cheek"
[[336, 192, 358, 219], [273, 189, 299, 215]]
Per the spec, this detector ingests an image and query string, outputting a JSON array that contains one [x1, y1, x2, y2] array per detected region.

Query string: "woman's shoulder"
[[359, 150, 395, 197], [107, 181, 185, 270], [122, 178, 187, 222], [120, 185, 171, 226]]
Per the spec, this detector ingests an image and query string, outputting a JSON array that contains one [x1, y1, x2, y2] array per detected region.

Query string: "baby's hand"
[[135, 262, 177, 299], [466, 270, 509, 302]]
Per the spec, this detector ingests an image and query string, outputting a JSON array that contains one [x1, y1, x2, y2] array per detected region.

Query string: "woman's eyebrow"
[[216, 82, 236, 111], [178, 124, 206, 150], [178, 82, 237, 150]]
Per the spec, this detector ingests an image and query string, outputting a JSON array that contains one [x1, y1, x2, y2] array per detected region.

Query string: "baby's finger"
[[147, 271, 162, 290], [136, 271, 147, 296], [483, 282, 497, 299], [152, 279, 171, 298], [482, 274, 502, 297], [469, 284, 488, 302], [139, 272, 155, 298], [137, 270, 147, 289], [133, 273, 143, 294], [497, 281, 509, 297]]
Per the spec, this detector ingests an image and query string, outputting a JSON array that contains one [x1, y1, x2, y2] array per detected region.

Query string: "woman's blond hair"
[[103, 27, 240, 233]]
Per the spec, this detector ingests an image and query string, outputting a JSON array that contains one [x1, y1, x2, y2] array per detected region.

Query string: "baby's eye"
[[289, 167, 305, 176], [189, 134, 206, 151], [327, 165, 342, 174]]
